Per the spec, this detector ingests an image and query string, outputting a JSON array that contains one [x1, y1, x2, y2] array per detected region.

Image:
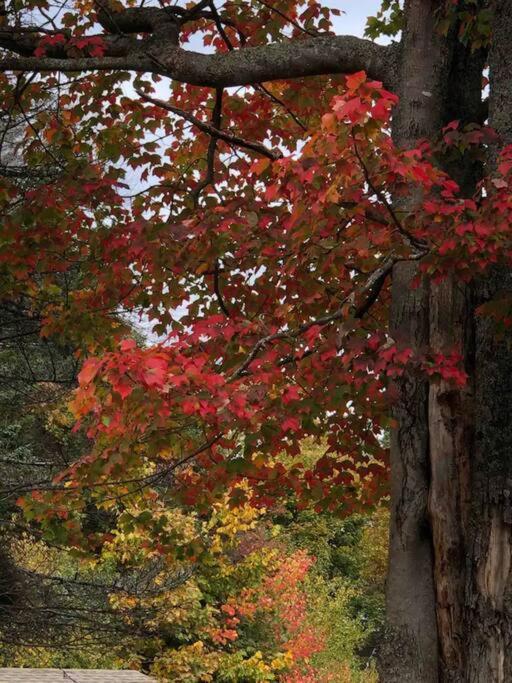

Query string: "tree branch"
[[0, 31, 398, 90], [136, 88, 280, 160], [191, 86, 223, 204], [229, 251, 403, 380]]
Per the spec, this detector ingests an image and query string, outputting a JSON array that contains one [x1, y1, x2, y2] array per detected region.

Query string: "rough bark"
[[428, 278, 472, 683], [380, 3, 492, 680], [0, 30, 398, 89], [381, 2, 453, 680], [428, 41, 486, 683], [463, 2, 512, 680], [464, 267, 512, 683], [383, 262, 437, 682]]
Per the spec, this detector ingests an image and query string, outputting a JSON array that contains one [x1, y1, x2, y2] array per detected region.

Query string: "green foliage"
[[365, 1, 404, 40], [275, 505, 388, 681], [1, 642, 123, 670]]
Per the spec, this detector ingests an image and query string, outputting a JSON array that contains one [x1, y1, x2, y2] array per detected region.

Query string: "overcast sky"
[[329, 0, 382, 38]]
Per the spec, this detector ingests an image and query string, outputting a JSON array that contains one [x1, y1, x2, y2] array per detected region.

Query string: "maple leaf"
[[142, 357, 168, 388]]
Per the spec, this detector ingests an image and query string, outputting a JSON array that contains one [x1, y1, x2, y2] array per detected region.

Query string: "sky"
[[329, 0, 383, 38]]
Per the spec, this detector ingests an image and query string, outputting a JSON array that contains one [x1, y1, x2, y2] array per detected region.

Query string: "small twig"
[[17, 98, 65, 170], [0, 435, 222, 499], [352, 135, 428, 253], [136, 88, 280, 161], [213, 259, 231, 317], [0, 458, 55, 467], [254, 0, 319, 37], [255, 83, 308, 132], [229, 251, 412, 379]]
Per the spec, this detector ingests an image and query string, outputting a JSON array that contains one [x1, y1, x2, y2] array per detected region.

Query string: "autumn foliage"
[[0, 0, 511, 678], [11, 66, 511, 543]]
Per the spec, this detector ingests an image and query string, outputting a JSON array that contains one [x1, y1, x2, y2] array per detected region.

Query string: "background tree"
[[5, 449, 388, 681]]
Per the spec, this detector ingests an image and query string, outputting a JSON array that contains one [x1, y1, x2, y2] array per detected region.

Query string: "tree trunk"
[[427, 41, 485, 683], [382, 2, 452, 679], [464, 267, 512, 683], [384, 1, 512, 681], [463, 2, 512, 680]]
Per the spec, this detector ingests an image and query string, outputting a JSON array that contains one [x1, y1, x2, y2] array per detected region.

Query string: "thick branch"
[[0, 32, 398, 90], [94, 3, 179, 35]]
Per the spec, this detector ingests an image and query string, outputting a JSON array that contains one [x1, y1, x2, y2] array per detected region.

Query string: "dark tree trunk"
[[427, 41, 486, 683], [464, 266, 512, 683], [463, 3, 512, 680]]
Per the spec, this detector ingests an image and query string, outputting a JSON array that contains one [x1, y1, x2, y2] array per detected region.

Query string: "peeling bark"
[[428, 278, 471, 683], [383, 262, 437, 683], [382, 4, 491, 681], [427, 39, 486, 683], [462, 3, 512, 680], [465, 270, 512, 682]]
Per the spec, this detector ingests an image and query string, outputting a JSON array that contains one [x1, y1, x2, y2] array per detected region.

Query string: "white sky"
[[329, 0, 383, 37]]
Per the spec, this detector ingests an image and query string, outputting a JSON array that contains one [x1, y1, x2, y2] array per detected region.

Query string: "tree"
[[0, 0, 511, 680]]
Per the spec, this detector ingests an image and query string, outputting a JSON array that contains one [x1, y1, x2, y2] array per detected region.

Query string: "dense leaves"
[[0, 3, 506, 537], [0, 1, 509, 677]]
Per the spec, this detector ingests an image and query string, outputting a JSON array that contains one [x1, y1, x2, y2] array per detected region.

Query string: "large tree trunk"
[[464, 267, 512, 683], [383, 1, 512, 681], [381, 2, 453, 680], [463, 2, 512, 680], [427, 41, 486, 683]]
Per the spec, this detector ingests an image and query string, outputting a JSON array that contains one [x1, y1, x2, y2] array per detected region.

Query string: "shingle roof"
[[0, 670, 155, 682]]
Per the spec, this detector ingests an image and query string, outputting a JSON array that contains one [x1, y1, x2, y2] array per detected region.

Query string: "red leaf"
[[142, 357, 168, 388], [345, 71, 367, 90], [282, 417, 300, 433], [78, 358, 101, 385]]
